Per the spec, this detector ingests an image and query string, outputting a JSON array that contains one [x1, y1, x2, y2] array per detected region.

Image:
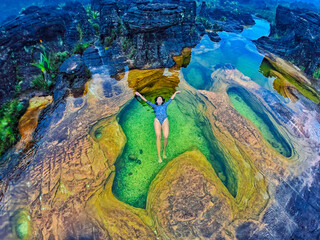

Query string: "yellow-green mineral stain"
[[112, 98, 237, 208], [11, 209, 31, 239], [259, 58, 320, 104], [227, 86, 292, 158]]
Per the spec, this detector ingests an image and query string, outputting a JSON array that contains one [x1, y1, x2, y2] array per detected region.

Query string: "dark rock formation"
[[290, 1, 319, 12], [123, 3, 184, 33], [121, 0, 202, 69], [207, 31, 221, 42], [253, 5, 320, 85], [198, 1, 255, 33], [88, 0, 203, 71], [0, 1, 95, 105], [54, 54, 90, 101]]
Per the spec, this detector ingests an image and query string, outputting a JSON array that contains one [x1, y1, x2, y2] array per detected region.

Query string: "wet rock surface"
[[254, 5, 320, 86]]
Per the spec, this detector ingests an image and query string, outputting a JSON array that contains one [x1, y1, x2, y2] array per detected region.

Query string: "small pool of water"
[[181, 17, 288, 102], [112, 97, 237, 208], [227, 86, 292, 158]]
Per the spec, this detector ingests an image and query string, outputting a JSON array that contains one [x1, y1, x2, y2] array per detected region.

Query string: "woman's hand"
[[135, 91, 141, 97], [175, 91, 181, 94]]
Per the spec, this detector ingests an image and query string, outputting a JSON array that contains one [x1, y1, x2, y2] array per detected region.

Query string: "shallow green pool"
[[227, 86, 292, 158], [112, 97, 237, 208]]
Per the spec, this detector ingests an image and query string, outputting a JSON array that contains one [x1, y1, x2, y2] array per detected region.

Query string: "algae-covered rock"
[[10, 209, 32, 239], [147, 150, 234, 239], [86, 172, 156, 239]]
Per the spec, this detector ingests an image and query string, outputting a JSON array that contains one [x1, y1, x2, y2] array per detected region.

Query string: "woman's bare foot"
[[163, 152, 167, 159], [158, 157, 162, 163]]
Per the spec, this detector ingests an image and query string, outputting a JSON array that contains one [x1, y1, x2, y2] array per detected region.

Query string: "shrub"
[[129, 48, 136, 59], [77, 24, 83, 41], [0, 99, 27, 156], [213, 22, 223, 31], [195, 16, 213, 29], [73, 42, 91, 55], [31, 74, 50, 91], [92, 23, 100, 35], [313, 67, 320, 79], [220, 16, 227, 22], [122, 38, 132, 52]]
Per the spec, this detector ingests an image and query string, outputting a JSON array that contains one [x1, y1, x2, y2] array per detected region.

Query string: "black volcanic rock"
[[253, 5, 320, 84]]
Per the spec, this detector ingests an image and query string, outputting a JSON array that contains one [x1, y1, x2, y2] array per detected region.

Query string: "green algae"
[[112, 97, 237, 208], [259, 58, 320, 104], [227, 86, 292, 158], [10, 209, 31, 239]]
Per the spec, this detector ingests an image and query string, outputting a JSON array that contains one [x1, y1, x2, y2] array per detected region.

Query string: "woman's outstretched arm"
[[164, 90, 181, 106], [170, 91, 181, 100], [135, 92, 156, 107]]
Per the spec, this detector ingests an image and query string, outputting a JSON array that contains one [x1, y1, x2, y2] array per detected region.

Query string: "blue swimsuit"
[[146, 98, 172, 124]]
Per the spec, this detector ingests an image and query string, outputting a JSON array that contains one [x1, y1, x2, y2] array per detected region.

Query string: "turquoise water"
[[111, 17, 291, 209], [181, 17, 288, 103]]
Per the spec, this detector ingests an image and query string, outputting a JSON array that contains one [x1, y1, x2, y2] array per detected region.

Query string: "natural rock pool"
[[1, 8, 320, 240], [112, 17, 272, 208]]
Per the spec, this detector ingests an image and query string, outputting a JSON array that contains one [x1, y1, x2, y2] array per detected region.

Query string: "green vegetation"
[[31, 74, 50, 91], [84, 4, 101, 36], [213, 22, 223, 31], [86, 68, 92, 79], [104, 28, 117, 47], [14, 65, 23, 95], [220, 16, 227, 22], [31, 44, 53, 74], [273, 33, 281, 39], [92, 23, 100, 36], [195, 16, 223, 31], [31, 42, 71, 91], [299, 65, 306, 72], [129, 48, 136, 59], [76, 23, 83, 41], [30, 43, 53, 91], [121, 38, 132, 52], [313, 67, 320, 79], [195, 16, 213, 29], [85, 4, 100, 24], [190, 26, 196, 35], [0, 99, 27, 156], [72, 42, 91, 55]]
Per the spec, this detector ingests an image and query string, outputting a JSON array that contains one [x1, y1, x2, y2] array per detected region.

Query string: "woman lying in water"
[[135, 91, 181, 163]]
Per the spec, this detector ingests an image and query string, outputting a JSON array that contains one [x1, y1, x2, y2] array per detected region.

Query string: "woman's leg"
[[161, 118, 169, 159], [154, 118, 162, 163]]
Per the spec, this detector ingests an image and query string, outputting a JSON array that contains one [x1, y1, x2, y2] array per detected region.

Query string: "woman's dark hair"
[[154, 96, 165, 105]]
